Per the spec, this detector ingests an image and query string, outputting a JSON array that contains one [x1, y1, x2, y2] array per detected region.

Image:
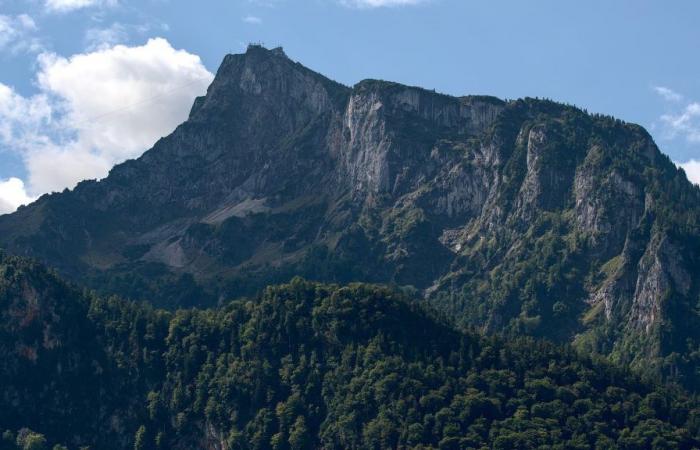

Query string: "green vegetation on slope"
[[2, 254, 700, 449], [2, 49, 700, 394], [431, 99, 700, 389]]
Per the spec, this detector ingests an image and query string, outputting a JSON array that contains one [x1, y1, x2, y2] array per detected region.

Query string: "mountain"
[[0, 253, 160, 449], [1, 45, 700, 386], [2, 253, 700, 449]]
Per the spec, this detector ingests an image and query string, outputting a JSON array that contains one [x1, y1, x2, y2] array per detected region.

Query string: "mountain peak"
[[188, 44, 349, 121], [2, 49, 699, 387], [245, 43, 288, 58], [220, 44, 290, 67]]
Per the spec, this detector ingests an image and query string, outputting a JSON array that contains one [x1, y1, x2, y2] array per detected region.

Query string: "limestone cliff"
[[1, 45, 699, 386]]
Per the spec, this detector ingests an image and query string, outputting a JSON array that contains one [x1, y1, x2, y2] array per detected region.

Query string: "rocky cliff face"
[[1, 45, 699, 385]]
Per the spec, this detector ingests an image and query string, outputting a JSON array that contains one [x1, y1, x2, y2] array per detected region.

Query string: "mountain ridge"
[[1, 45, 699, 387]]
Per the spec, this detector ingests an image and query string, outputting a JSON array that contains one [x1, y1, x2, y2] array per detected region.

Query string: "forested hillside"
[[2, 253, 700, 449], [1, 46, 699, 387]]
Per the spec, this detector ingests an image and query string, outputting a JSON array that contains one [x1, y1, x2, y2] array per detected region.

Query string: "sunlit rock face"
[[1, 45, 699, 384]]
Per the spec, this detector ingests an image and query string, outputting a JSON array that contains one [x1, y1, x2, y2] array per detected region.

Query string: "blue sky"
[[0, 0, 699, 212]]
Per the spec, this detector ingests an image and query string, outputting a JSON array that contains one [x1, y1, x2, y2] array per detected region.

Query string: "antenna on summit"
[[247, 41, 266, 50]]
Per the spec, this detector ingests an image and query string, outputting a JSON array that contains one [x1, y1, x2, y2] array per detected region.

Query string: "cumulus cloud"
[[0, 178, 34, 215], [340, 0, 429, 7], [0, 14, 41, 53], [677, 160, 700, 186], [0, 38, 213, 204], [45, 0, 117, 12]]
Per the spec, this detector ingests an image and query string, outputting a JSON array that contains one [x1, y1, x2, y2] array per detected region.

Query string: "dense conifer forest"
[[2, 254, 700, 449]]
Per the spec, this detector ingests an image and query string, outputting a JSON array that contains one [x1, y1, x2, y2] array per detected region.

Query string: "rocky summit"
[[1, 45, 700, 386]]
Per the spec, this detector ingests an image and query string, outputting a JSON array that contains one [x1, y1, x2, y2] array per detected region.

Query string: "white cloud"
[[84, 22, 171, 50], [0, 14, 41, 53], [341, 0, 429, 7], [45, 0, 117, 12], [84, 22, 128, 50], [654, 86, 683, 103], [246, 0, 283, 6], [0, 38, 213, 205], [16, 14, 37, 31], [0, 178, 34, 215], [243, 15, 262, 24], [677, 160, 700, 186], [653, 86, 700, 144], [0, 83, 53, 147], [659, 102, 700, 143]]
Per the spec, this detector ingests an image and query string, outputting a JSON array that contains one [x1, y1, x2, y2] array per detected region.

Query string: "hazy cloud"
[[0, 14, 41, 53], [659, 102, 700, 143], [248, 0, 429, 8], [246, 0, 284, 7], [45, 0, 117, 13], [0, 82, 53, 150], [243, 15, 262, 24], [84, 21, 172, 50], [654, 86, 700, 144], [340, 0, 430, 8], [84, 22, 129, 49], [653, 86, 683, 103], [651, 87, 700, 187]]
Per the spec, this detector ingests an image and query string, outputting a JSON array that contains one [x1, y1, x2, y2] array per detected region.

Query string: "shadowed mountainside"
[[1, 45, 700, 386]]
